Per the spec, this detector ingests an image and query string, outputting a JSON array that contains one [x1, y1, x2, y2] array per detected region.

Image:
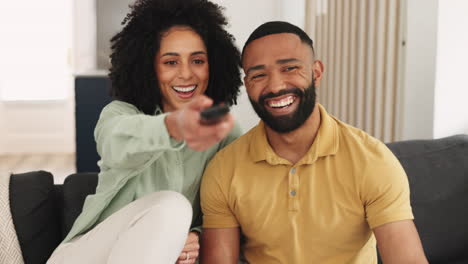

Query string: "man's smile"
[[264, 94, 299, 115]]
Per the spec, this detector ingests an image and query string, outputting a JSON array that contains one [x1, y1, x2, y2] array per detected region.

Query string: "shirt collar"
[[249, 104, 339, 165]]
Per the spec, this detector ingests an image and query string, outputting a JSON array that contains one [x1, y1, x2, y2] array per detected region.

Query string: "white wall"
[[73, 0, 98, 73], [399, 0, 439, 140], [0, 104, 5, 152], [433, 0, 468, 138], [96, 0, 135, 70]]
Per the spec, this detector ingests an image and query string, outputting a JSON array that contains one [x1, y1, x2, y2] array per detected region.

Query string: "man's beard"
[[249, 79, 316, 134]]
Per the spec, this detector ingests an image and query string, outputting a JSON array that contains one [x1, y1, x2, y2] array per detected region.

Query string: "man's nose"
[[266, 72, 286, 93]]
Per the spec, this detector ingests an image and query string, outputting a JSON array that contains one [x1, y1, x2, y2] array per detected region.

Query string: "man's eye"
[[252, 74, 266, 80], [285, 66, 298, 72], [164, 61, 177, 65]]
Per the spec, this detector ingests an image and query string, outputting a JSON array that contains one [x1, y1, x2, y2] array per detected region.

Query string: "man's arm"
[[374, 220, 428, 264], [200, 227, 240, 264]]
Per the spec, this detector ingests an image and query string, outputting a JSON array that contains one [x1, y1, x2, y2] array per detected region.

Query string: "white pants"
[[47, 191, 192, 264]]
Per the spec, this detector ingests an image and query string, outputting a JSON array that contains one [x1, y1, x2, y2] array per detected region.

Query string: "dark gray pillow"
[[9, 171, 61, 264]]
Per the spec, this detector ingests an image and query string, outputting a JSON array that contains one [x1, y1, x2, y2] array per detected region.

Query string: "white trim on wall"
[[2, 134, 74, 154]]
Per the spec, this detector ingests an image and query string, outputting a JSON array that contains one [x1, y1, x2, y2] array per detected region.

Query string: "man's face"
[[242, 33, 323, 133]]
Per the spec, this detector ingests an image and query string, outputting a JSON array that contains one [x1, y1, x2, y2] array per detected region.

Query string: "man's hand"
[[176, 232, 200, 264], [165, 95, 235, 151]]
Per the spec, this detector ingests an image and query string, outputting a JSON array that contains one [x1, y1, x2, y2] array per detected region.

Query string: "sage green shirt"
[[63, 100, 241, 243]]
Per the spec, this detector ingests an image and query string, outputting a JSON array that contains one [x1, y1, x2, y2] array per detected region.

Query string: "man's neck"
[[265, 105, 321, 164]]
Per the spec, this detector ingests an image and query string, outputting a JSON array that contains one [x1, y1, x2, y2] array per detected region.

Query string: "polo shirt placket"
[[288, 167, 299, 211]]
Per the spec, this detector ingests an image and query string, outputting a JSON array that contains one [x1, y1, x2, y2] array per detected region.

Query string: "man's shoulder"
[[334, 118, 394, 161], [212, 125, 257, 162]]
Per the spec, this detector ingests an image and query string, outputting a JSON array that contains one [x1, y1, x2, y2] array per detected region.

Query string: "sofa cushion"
[[61, 173, 98, 239], [9, 171, 61, 264], [386, 134, 468, 263]]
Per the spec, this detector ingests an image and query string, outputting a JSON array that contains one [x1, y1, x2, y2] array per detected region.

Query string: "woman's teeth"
[[269, 96, 295, 108], [173, 85, 196, 93]]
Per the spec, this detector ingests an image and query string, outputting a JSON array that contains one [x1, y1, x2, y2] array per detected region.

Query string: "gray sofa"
[[8, 134, 468, 264]]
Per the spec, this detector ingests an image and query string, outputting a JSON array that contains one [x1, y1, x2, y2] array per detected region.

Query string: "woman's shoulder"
[[101, 100, 142, 115]]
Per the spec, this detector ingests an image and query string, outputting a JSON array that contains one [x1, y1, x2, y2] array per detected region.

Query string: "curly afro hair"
[[109, 0, 242, 115]]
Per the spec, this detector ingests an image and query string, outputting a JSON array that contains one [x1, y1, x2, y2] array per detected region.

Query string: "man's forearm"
[[200, 228, 240, 264]]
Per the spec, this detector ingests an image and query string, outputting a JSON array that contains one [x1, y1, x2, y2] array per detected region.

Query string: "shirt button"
[[290, 168, 296, 174], [290, 190, 297, 196]]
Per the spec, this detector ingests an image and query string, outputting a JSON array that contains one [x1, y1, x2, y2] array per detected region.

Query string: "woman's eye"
[[164, 61, 177, 65], [193, 59, 205, 64]]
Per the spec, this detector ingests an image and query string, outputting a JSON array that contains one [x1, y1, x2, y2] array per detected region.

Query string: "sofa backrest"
[[60, 173, 98, 238], [386, 134, 468, 263]]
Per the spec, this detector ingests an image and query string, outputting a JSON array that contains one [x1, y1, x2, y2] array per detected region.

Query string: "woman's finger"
[[176, 250, 198, 263], [185, 232, 199, 244], [177, 251, 188, 260], [182, 242, 200, 252]]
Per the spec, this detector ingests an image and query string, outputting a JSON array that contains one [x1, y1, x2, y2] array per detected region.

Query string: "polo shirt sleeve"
[[95, 101, 184, 170], [200, 155, 239, 228], [361, 143, 414, 229]]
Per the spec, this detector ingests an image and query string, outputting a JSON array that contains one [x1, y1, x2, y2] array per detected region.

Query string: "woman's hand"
[[176, 232, 200, 264], [165, 95, 235, 151]]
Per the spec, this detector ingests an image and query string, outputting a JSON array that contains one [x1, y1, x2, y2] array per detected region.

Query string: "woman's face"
[[155, 26, 209, 112]]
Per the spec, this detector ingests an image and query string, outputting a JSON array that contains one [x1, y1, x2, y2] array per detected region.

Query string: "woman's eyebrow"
[[160, 51, 207, 57], [191, 51, 207, 56], [161, 52, 180, 57]]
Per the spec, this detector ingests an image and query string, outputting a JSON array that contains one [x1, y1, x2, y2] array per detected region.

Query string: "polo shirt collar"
[[249, 104, 339, 165]]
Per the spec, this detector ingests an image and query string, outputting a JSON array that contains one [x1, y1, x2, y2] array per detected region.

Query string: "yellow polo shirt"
[[201, 104, 414, 264]]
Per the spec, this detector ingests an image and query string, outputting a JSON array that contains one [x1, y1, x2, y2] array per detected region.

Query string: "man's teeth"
[[269, 96, 295, 108], [173, 85, 196, 92]]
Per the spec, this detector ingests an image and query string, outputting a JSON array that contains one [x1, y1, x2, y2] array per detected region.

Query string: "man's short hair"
[[241, 21, 315, 61]]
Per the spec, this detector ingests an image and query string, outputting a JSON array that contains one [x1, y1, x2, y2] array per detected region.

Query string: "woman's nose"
[[178, 63, 193, 80]]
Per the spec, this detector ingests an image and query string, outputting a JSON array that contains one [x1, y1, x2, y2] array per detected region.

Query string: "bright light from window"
[[0, 1, 72, 101], [434, 0, 468, 137]]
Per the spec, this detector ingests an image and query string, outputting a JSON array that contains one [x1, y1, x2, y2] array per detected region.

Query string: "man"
[[200, 21, 428, 264]]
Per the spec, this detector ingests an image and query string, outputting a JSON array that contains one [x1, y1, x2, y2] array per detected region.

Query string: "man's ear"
[[312, 60, 324, 87]]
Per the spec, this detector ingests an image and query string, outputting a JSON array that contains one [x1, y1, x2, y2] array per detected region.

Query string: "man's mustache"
[[258, 88, 304, 105]]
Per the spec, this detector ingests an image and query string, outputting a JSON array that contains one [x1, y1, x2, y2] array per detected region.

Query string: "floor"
[[0, 153, 76, 183]]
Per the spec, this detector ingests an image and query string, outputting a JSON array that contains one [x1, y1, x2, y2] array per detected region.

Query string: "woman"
[[47, 0, 242, 263]]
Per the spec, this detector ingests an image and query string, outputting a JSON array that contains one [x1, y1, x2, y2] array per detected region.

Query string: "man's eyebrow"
[[160, 51, 207, 57], [277, 58, 300, 64], [246, 64, 266, 75]]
